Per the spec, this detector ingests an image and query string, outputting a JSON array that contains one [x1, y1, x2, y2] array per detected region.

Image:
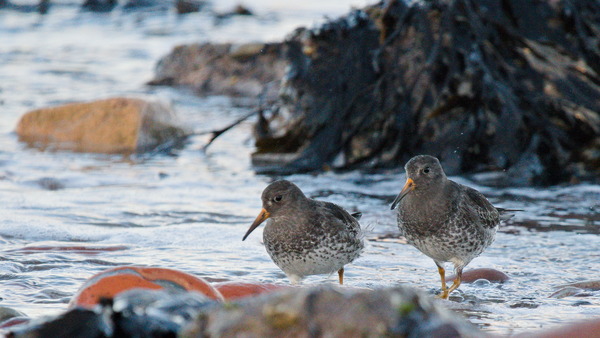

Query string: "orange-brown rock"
[[68, 266, 223, 309], [15, 97, 189, 154]]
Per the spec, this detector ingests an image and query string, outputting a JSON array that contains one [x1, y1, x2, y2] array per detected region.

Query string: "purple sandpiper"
[[243, 180, 364, 284], [391, 155, 509, 299]]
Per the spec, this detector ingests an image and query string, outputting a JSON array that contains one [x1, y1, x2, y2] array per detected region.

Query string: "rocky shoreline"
[[3, 266, 600, 337]]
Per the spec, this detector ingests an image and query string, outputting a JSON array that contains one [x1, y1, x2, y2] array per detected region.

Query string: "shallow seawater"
[[0, 1, 599, 335]]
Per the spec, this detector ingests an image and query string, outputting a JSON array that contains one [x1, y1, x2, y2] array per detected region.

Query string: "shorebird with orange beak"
[[391, 155, 512, 299], [243, 180, 364, 285]]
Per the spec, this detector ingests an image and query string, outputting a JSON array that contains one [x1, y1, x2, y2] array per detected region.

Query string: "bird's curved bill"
[[242, 208, 270, 241], [390, 178, 415, 210]]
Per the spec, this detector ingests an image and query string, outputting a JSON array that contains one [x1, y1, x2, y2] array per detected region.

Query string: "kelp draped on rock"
[[253, 0, 600, 185]]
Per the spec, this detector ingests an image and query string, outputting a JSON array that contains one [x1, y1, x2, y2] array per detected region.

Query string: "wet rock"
[[0, 0, 48, 13], [35, 177, 65, 191], [249, 0, 600, 185], [148, 42, 286, 101], [232, 4, 253, 16], [0, 317, 30, 330], [176, 0, 206, 14], [110, 289, 215, 337], [122, 0, 170, 11], [550, 280, 600, 298], [15, 97, 190, 155], [0, 307, 26, 324], [558, 280, 600, 291], [446, 268, 509, 284], [7, 308, 110, 338], [183, 285, 483, 337], [212, 282, 289, 301], [216, 4, 254, 19], [509, 301, 539, 309], [69, 266, 222, 309], [549, 287, 588, 299], [81, 0, 117, 12], [7, 289, 215, 337]]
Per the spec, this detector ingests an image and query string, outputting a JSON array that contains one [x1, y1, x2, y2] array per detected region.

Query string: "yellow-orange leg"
[[446, 270, 463, 296], [338, 268, 344, 285], [435, 264, 449, 299]]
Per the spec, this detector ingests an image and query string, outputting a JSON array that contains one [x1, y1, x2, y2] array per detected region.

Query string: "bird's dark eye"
[[423, 167, 431, 174], [273, 195, 283, 202]]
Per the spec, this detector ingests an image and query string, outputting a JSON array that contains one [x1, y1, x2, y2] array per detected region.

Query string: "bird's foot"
[[435, 290, 449, 299]]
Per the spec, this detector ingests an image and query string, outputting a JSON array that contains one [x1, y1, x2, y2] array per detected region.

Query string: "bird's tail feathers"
[[497, 208, 522, 221]]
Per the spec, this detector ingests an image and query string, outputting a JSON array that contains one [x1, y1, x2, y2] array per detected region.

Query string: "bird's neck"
[[409, 184, 448, 210]]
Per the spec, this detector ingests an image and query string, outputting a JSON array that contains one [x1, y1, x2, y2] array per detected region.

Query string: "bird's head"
[[391, 155, 446, 210], [242, 180, 306, 240]]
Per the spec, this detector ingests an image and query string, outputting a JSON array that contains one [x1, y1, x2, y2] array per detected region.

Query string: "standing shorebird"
[[391, 155, 504, 299], [243, 180, 364, 284]]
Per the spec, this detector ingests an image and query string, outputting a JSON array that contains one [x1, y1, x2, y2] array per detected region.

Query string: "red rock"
[[69, 266, 223, 308], [445, 268, 509, 283], [213, 282, 288, 300]]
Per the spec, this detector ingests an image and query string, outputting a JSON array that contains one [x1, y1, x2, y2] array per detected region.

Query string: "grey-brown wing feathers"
[[463, 186, 500, 229]]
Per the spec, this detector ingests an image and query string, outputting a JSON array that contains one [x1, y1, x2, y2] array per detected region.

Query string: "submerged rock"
[[559, 280, 600, 291], [0, 0, 48, 13], [183, 285, 483, 337], [0, 317, 30, 330], [122, 0, 170, 11], [549, 287, 590, 299], [81, 0, 117, 12], [34, 177, 65, 191], [550, 280, 600, 298], [175, 0, 206, 14], [0, 307, 26, 325], [15, 97, 190, 155]]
